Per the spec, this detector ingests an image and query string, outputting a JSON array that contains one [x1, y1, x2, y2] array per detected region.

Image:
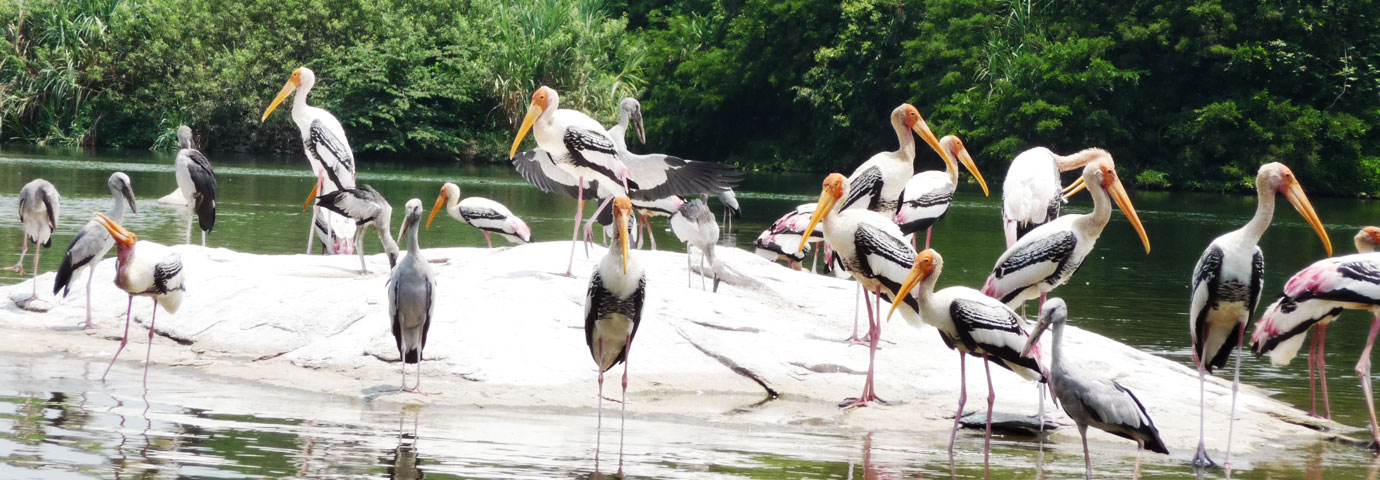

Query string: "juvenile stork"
[[799, 173, 922, 409], [887, 249, 1045, 462], [92, 213, 184, 387], [6, 179, 60, 299], [388, 199, 437, 393], [1185, 162, 1330, 467], [670, 198, 719, 290], [982, 159, 1150, 309], [260, 66, 357, 255], [427, 182, 531, 248], [584, 196, 647, 433], [1250, 253, 1380, 449], [894, 135, 989, 248], [316, 185, 401, 274], [1022, 298, 1168, 479], [1000, 147, 1108, 247], [173, 126, 217, 246], [53, 172, 136, 329]]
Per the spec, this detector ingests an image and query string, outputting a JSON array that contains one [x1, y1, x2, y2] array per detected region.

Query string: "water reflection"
[[388, 407, 424, 480]]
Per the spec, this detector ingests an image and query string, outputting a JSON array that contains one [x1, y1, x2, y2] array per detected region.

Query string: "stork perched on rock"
[[6, 179, 60, 300], [427, 182, 531, 248], [894, 134, 988, 248], [173, 126, 217, 246], [93, 213, 184, 387], [670, 198, 719, 290], [53, 173, 136, 329], [316, 185, 400, 274], [388, 199, 437, 394], [1001, 147, 1109, 247]]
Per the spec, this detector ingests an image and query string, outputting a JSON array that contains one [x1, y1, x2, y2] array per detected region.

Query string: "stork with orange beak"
[[426, 182, 531, 248], [91, 213, 185, 387], [1185, 162, 1331, 467], [583, 196, 646, 434], [260, 66, 357, 256], [1357, 226, 1380, 253], [894, 134, 989, 249], [838, 104, 949, 215], [799, 173, 923, 409]]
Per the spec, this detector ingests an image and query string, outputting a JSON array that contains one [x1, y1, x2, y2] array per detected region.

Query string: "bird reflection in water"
[[389, 406, 425, 480], [589, 405, 627, 479], [846, 432, 894, 480]]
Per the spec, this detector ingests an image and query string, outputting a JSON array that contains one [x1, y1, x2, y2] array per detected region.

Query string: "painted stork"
[[763, 203, 826, 271], [1185, 162, 1330, 467], [1357, 226, 1380, 253], [173, 126, 217, 246], [92, 213, 184, 387], [427, 182, 531, 248], [315, 185, 401, 274], [594, 201, 640, 247], [260, 66, 357, 255], [1000, 147, 1109, 247], [982, 158, 1151, 309], [717, 189, 740, 232], [887, 249, 1045, 462], [629, 195, 684, 250], [894, 134, 989, 248], [388, 199, 437, 393], [798, 173, 923, 409], [670, 198, 719, 290], [838, 104, 945, 214], [1022, 298, 1168, 479], [1250, 253, 1380, 449], [53, 172, 136, 329], [5, 179, 60, 299], [754, 231, 808, 269], [584, 196, 646, 433]]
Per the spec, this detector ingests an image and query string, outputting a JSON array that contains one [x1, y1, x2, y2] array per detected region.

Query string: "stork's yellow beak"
[[1282, 177, 1332, 256], [427, 189, 448, 230], [303, 182, 319, 211], [93, 212, 137, 247], [952, 142, 989, 196], [887, 251, 934, 322], [798, 174, 846, 253], [1062, 177, 1086, 199], [1105, 174, 1151, 254], [261, 79, 297, 123], [509, 104, 542, 159]]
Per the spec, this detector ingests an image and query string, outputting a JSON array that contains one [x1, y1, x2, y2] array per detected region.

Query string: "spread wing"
[[512, 148, 599, 200], [564, 127, 632, 189], [624, 153, 741, 201]]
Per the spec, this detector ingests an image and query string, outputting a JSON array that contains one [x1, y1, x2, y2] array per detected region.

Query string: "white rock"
[[158, 188, 186, 206]]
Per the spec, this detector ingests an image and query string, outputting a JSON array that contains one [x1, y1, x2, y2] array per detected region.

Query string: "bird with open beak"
[[91, 212, 185, 387], [583, 196, 646, 435]]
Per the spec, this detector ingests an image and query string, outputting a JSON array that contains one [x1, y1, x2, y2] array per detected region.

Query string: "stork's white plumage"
[[1000, 147, 1109, 247], [260, 66, 357, 255], [315, 185, 401, 274], [388, 199, 437, 394], [670, 198, 719, 290], [838, 104, 945, 215], [888, 249, 1045, 461], [173, 125, 217, 246], [605, 97, 741, 203], [629, 195, 684, 250], [1185, 162, 1330, 467], [53, 172, 136, 329], [92, 213, 185, 387], [894, 135, 989, 248], [6, 178, 60, 300], [427, 182, 531, 248], [584, 196, 646, 433], [982, 158, 1151, 309]]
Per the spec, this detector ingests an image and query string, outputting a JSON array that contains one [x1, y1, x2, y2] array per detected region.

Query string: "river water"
[[0, 147, 1378, 478]]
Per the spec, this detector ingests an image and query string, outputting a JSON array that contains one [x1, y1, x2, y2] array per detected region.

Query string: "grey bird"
[[6, 179, 60, 300], [1022, 298, 1168, 479], [387, 199, 436, 393], [173, 125, 217, 246], [717, 188, 740, 231], [316, 184, 401, 274], [53, 172, 137, 329], [669, 198, 719, 290]]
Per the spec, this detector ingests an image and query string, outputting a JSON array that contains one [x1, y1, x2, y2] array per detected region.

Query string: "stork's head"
[[1022, 297, 1068, 358], [613, 196, 634, 273], [893, 104, 946, 165], [108, 172, 137, 214], [398, 198, 425, 246], [887, 249, 941, 322], [1259, 162, 1331, 256], [176, 125, 194, 150], [620, 97, 645, 144], [510, 86, 558, 159], [1357, 226, 1380, 254], [939, 135, 989, 196], [93, 212, 137, 248], [797, 174, 847, 252], [427, 182, 462, 230], [261, 67, 315, 122], [1063, 159, 1151, 254]]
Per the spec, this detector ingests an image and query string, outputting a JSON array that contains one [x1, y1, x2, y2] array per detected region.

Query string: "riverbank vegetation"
[[3, 0, 1378, 195]]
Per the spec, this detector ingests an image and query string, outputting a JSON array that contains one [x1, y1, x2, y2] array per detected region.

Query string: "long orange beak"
[[1282, 178, 1332, 256], [509, 103, 543, 159], [953, 144, 989, 196], [798, 186, 840, 253], [261, 80, 297, 123], [303, 182, 319, 211], [886, 253, 933, 322], [618, 207, 630, 274], [1106, 175, 1151, 254], [93, 212, 137, 247], [1062, 177, 1086, 198], [427, 189, 449, 230], [912, 117, 946, 168]]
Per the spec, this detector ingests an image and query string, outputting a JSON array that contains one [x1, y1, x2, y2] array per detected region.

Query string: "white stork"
[[887, 249, 1046, 461], [1022, 298, 1168, 479], [427, 182, 531, 248], [1250, 253, 1380, 449], [838, 103, 945, 215], [388, 199, 437, 393], [798, 173, 923, 409], [173, 126, 217, 246], [1000, 147, 1109, 247], [53, 172, 136, 329], [92, 213, 185, 387], [315, 185, 401, 274], [584, 196, 646, 433], [894, 134, 989, 248], [260, 66, 357, 255], [6, 179, 60, 300], [981, 158, 1151, 309], [670, 198, 719, 290], [1185, 162, 1330, 467]]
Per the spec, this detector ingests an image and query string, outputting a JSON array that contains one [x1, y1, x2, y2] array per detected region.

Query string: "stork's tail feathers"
[[403, 348, 421, 364], [52, 254, 75, 297], [1140, 426, 1170, 455], [1250, 297, 1342, 366], [194, 195, 216, 233], [980, 275, 998, 298], [508, 216, 532, 243]]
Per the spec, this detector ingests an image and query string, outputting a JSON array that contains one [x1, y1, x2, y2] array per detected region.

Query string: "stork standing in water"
[[427, 182, 531, 248], [388, 199, 436, 393], [799, 173, 923, 409], [260, 66, 357, 255], [894, 135, 989, 249], [1185, 162, 1330, 467], [887, 249, 1045, 465], [982, 159, 1151, 309], [1294, 226, 1380, 421], [53, 173, 136, 329], [1000, 147, 1108, 247], [173, 126, 217, 246], [584, 196, 646, 433], [1022, 299, 1168, 479], [92, 213, 184, 387], [670, 198, 719, 290], [315, 185, 401, 274], [6, 179, 60, 300], [1250, 253, 1380, 449]]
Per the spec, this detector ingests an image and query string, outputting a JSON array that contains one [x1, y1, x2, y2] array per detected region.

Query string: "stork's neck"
[[914, 266, 942, 308], [405, 220, 421, 254], [1240, 184, 1277, 245], [293, 82, 311, 112], [107, 189, 125, 222], [1054, 148, 1108, 173], [1049, 321, 1066, 374], [446, 196, 465, 221], [1076, 181, 1114, 233], [892, 119, 915, 161], [940, 141, 959, 185]]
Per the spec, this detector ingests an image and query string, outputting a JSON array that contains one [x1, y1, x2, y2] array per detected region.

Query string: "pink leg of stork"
[[483, 231, 494, 248], [1225, 319, 1247, 468], [840, 286, 882, 409], [1354, 313, 1380, 450], [949, 351, 967, 457], [1319, 323, 1332, 419], [983, 354, 995, 479], [4, 236, 28, 275], [143, 298, 157, 389], [102, 295, 135, 381], [845, 283, 867, 345], [583, 196, 617, 256], [1309, 331, 1320, 417], [925, 225, 933, 250], [564, 179, 586, 277]]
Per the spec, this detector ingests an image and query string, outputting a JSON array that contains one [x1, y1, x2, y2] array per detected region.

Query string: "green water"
[[2, 147, 1379, 478]]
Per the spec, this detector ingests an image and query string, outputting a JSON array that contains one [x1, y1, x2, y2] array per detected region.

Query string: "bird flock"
[[5, 68, 1380, 478]]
